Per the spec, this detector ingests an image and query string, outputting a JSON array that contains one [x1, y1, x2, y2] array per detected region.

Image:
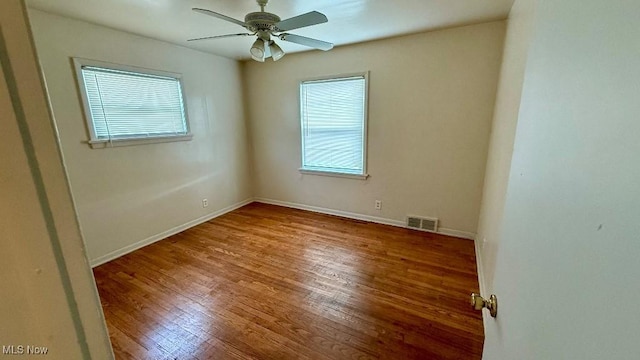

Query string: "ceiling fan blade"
[[279, 33, 334, 51], [275, 11, 328, 32], [192, 8, 247, 28], [187, 33, 252, 42]]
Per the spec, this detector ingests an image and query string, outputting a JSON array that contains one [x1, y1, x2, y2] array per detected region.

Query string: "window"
[[73, 58, 191, 148], [300, 73, 369, 178]]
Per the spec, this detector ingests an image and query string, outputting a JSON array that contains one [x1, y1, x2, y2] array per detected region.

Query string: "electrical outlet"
[[375, 200, 382, 210], [202, 199, 208, 208]]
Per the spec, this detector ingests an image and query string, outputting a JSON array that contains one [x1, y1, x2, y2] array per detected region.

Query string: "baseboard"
[[438, 228, 476, 240], [90, 198, 254, 267], [473, 239, 487, 296], [255, 197, 405, 227], [474, 236, 487, 295], [91, 197, 477, 267], [474, 236, 490, 331], [254, 198, 476, 240]]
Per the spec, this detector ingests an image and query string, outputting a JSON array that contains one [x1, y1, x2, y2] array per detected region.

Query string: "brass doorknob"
[[470, 293, 498, 318]]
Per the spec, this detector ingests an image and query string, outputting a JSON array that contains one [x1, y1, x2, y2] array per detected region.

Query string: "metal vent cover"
[[407, 216, 439, 233], [407, 217, 422, 229]]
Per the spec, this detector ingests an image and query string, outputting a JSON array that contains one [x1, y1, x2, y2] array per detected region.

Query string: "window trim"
[[72, 58, 192, 149], [298, 71, 370, 179]]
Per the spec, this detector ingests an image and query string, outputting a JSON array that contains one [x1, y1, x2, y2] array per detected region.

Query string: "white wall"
[[475, 0, 537, 292], [1, 0, 112, 357], [29, 10, 253, 265], [483, 0, 640, 358], [244, 22, 506, 237]]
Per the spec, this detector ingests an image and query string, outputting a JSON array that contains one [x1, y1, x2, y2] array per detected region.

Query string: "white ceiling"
[[27, 0, 514, 60]]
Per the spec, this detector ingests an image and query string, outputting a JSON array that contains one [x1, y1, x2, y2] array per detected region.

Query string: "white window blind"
[[300, 75, 367, 176], [79, 65, 188, 142]]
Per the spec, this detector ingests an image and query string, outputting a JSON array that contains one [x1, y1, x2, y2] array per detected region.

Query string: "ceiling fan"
[[189, 0, 334, 62]]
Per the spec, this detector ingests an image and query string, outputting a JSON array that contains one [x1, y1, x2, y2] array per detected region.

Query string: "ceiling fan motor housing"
[[245, 12, 281, 32]]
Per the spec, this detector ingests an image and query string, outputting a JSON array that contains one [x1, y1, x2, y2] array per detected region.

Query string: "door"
[[482, 0, 640, 359], [0, 0, 113, 357]]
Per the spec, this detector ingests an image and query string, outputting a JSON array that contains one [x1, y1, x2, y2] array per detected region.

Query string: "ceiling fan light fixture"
[[250, 38, 266, 62], [269, 41, 285, 61]]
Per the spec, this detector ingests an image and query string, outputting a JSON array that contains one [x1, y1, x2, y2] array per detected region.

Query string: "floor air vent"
[[407, 216, 439, 233]]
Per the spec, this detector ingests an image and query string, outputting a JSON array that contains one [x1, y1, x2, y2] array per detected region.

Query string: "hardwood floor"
[[93, 203, 484, 359]]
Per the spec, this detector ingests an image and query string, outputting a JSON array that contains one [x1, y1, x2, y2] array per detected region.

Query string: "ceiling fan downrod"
[[256, 0, 269, 12]]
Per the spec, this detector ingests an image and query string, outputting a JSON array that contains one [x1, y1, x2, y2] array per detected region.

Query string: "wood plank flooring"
[[93, 202, 484, 359]]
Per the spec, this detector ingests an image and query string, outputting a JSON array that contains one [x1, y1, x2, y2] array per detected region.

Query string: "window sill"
[[299, 168, 369, 180], [87, 134, 193, 149]]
